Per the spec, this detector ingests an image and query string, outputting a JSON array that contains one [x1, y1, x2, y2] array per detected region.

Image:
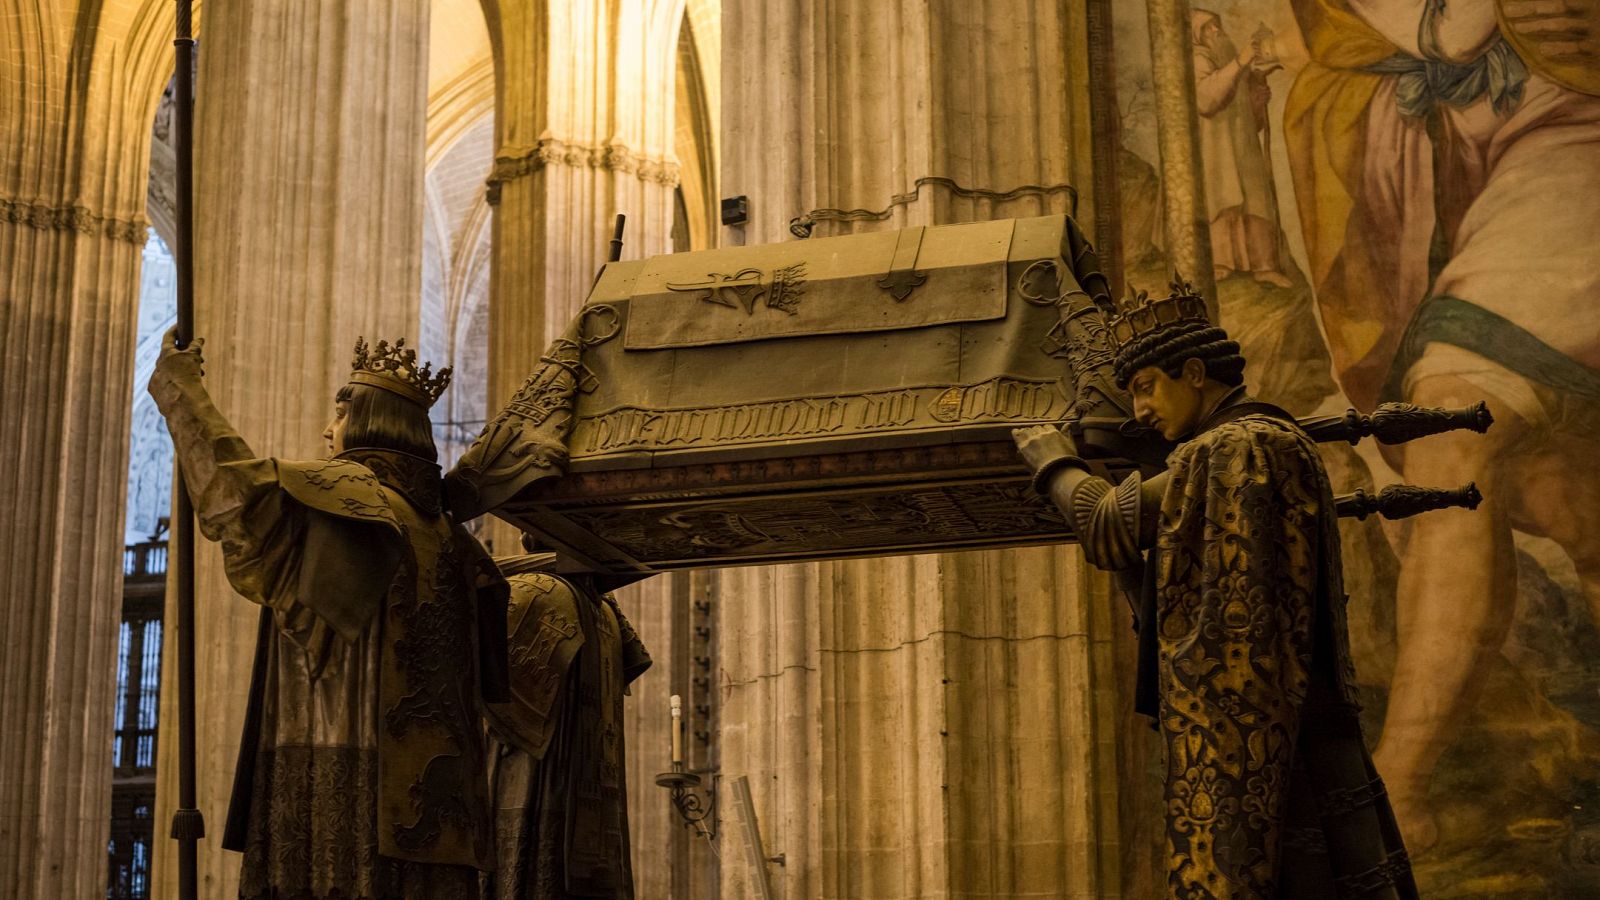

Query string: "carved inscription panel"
[[572, 377, 1067, 455]]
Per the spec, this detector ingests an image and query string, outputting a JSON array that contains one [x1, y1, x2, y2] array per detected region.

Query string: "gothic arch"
[[423, 0, 497, 460], [675, 8, 717, 250]]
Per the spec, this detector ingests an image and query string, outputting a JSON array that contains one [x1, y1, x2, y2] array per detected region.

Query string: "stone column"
[[717, 2, 1130, 896], [480, 0, 693, 889], [1145, 0, 1218, 313], [0, 2, 178, 896], [148, 2, 431, 896], [483, 0, 681, 406]]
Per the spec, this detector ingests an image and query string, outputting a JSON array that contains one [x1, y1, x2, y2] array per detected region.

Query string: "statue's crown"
[[349, 337, 451, 408], [1107, 274, 1210, 352]]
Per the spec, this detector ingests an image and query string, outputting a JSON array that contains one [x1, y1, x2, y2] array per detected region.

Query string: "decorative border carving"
[[787, 176, 1079, 239], [0, 198, 148, 244], [517, 438, 1040, 505], [485, 137, 681, 204]]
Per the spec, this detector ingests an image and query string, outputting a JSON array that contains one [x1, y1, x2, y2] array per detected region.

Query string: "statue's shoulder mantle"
[[337, 448, 443, 516], [274, 457, 402, 530]]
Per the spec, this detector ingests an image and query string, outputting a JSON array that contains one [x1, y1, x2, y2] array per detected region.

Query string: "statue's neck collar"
[[1193, 386, 1298, 436], [336, 447, 443, 516]]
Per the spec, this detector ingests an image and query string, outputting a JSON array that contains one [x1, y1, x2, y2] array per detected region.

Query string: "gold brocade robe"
[[1061, 396, 1415, 899], [151, 372, 509, 900]]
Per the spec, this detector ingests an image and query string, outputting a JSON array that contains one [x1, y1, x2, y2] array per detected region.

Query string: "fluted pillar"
[[1145, 0, 1218, 311], [0, 2, 180, 896], [716, 2, 1129, 897], [480, 0, 694, 889], [148, 2, 431, 896], [482, 0, 681, 405]]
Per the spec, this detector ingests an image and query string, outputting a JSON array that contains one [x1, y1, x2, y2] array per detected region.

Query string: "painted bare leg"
[[1372, 374, 1524, 853]]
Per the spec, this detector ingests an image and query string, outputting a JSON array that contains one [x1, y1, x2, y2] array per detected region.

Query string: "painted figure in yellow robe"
[[1014, 284, 1416, 899], [1284, 0, 1600, 851]]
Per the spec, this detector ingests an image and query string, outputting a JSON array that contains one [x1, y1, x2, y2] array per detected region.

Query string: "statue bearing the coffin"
[[1015, 281, 1420, 899], [482, 549, 652, 900], [149, 332, 511, 900]]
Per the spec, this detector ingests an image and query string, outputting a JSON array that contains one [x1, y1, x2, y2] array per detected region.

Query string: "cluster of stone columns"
[[1, 0, 1197, 895], [0, 1, 182, 896], [712, 2, 1142, 896]]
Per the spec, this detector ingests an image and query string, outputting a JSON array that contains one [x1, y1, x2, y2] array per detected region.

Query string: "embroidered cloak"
[[1051, 394, 1416, 898], [483, 559, 652, 900]]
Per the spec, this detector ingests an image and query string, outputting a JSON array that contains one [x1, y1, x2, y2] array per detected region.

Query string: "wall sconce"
[[658, 694, 717, 840], [721, 195, 749, 227], [655, 763, 718, 841]]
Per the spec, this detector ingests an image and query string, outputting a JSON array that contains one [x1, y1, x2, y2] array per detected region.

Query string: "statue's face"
[[323, 399, 350, 455], [1127, 360, 1208, 441]]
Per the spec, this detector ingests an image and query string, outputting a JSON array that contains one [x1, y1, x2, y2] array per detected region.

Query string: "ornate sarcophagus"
[[495, 215, 1115, 574]]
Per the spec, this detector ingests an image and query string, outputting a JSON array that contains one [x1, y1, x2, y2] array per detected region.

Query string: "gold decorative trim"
[[485, 137, 680, 204], [0, 198, 148, 244]]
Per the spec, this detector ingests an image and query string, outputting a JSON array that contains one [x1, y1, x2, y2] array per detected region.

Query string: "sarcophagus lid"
[[499, 215, 1106, 573]]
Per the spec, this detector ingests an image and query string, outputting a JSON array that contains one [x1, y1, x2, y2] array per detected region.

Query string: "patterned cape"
[[485, 562, 653, 900], [1148, 406, 1410, 898]]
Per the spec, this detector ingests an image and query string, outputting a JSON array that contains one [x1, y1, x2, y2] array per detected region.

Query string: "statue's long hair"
[[1112, 320, 1246, 389], [336, 382, 439, 461]]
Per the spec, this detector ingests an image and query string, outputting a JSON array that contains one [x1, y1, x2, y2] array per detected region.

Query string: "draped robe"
[[150, 367, 508, 900], [1052, 393, 1416, 899], [484, 562, 652, 899], [1284, 0, 1600, 418]]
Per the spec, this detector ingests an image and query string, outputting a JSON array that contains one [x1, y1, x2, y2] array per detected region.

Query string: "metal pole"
[[169, 2, 205, 898], [609, 213, 626, 262]]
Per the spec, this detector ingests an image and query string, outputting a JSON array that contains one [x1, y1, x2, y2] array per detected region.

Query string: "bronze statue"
[[1014, 283, 1418, 899], [149, 330, 510, 900], [482, 549, 652, 900]]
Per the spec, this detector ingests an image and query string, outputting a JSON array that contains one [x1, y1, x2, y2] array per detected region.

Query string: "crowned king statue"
[[150, 330, 527, 900], [1014, 280, 1419, 899]]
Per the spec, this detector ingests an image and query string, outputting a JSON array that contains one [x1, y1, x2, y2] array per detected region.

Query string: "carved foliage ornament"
[[0, 198, 148, 244], [485, 137, 681, 203]]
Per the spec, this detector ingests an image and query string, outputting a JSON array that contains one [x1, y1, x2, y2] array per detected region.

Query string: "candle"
[[670, 693, 683, 765]]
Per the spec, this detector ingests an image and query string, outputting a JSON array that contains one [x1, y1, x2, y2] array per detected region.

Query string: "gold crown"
[[1107, 275, 1210, 351], [349, 337, 451, 408]]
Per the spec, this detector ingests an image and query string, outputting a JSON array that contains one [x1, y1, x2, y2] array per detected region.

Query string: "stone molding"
[[0, 198, 148, 244], [485, 136, 680, 203]]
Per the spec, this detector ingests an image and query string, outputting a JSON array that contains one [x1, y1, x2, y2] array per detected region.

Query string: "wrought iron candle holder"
[[655, 762, 717, 841]]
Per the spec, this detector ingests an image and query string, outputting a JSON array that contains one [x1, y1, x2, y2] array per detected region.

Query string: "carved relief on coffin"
[[557, 482, 1070, 562], [665, 263, 808, 317]]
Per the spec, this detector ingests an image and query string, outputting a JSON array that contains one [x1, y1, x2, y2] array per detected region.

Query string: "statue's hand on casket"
[[1013, 425, 1090, 497], [1013, 425, 1078, 470]]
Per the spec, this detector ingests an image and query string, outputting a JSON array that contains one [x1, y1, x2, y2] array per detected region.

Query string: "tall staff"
[[168, 1, 205, 898]]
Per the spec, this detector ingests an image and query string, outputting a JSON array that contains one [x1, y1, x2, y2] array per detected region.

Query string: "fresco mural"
[[1114, 1, 1600, 894]]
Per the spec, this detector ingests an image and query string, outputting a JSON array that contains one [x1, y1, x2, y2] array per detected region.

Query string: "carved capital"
[[0, 198, 148, 244], [485, 136, 681, 201]]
